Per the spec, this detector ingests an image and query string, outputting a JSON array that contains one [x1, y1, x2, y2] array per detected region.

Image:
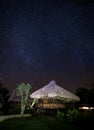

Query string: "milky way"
[[0, 0, 94, 93]]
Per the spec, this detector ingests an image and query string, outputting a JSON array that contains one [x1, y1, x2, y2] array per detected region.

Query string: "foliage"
[[0, 83, 9, 103], [0, 111, 3, 115], [66, 109, 79, 123], [75, 85, 94, 106], [75, 87, 88, 104], [30, 100, 35, 109], [8, 103, 20, 115], [0, 82, 9, 114], [87, 88, 94, 105], [56, 110, 65, 120], [16, 83, 32, 116]]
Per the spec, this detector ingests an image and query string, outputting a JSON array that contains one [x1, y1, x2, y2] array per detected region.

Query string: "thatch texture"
[[8, 89, 32, 103], [30, 80, 80, 102], [8, 89, 20, 102]]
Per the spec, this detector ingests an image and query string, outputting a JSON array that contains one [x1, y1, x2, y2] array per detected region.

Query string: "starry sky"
[[0, 0, 94, 94]]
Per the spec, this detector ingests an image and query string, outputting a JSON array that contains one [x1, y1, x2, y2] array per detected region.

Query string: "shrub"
[[66, 109, 79, 123], [8, 103, 20, 115], [56, 110, 65, 120], [0, 111, 3, 115]]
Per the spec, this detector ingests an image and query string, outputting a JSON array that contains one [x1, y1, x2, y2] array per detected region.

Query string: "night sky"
[[0, 0, 94, 94]]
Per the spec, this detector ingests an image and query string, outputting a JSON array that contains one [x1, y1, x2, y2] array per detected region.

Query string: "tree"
[[75, 87, 88, 105], [75, 83, 94, 106], [16, 83, 32, 116], [0, 82, 9, 114], [87, 83, 94, 106]]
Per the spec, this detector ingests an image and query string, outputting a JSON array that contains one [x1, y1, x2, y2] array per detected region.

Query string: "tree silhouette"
[[75, 83, 94, 106], [75, 87, 88, 105], [87, 83, 94, 106], [0, 82, 9, 114]]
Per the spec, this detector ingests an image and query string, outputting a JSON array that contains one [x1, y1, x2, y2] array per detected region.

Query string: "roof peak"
[[49, 80, 56, 85]]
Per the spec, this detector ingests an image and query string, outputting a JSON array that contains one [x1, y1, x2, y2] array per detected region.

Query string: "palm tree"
[[16, 83, 32, 116]]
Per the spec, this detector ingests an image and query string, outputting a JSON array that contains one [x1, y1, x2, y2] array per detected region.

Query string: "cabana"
[[30, 80, 80, 109]]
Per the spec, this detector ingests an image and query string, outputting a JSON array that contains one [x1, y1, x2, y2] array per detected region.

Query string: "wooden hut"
[[30, 80, 80, 110]]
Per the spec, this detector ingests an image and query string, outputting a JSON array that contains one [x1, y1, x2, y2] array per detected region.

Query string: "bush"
[[0, 111, 3, 115], [8, 103, 20, 115], [56, 110, 65, 120], [66, 109, 79, 123]]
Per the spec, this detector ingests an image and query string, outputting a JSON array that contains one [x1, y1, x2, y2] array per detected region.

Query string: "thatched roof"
[[8, 89, 32, 102], [30, 80, 80, 102], [8, 89, 20, 102]]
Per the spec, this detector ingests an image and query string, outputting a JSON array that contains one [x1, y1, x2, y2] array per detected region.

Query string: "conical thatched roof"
[[8, 89, 20, 102], [8, 89, 32, 102], [30, 80, 80, 102]]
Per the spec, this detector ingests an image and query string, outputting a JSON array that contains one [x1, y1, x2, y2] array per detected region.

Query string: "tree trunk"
[[21, 100, 26, 116]]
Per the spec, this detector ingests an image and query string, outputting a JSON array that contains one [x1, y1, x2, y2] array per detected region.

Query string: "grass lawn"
[[0, 116, 80, 130], [0, 113, 94, 130]]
